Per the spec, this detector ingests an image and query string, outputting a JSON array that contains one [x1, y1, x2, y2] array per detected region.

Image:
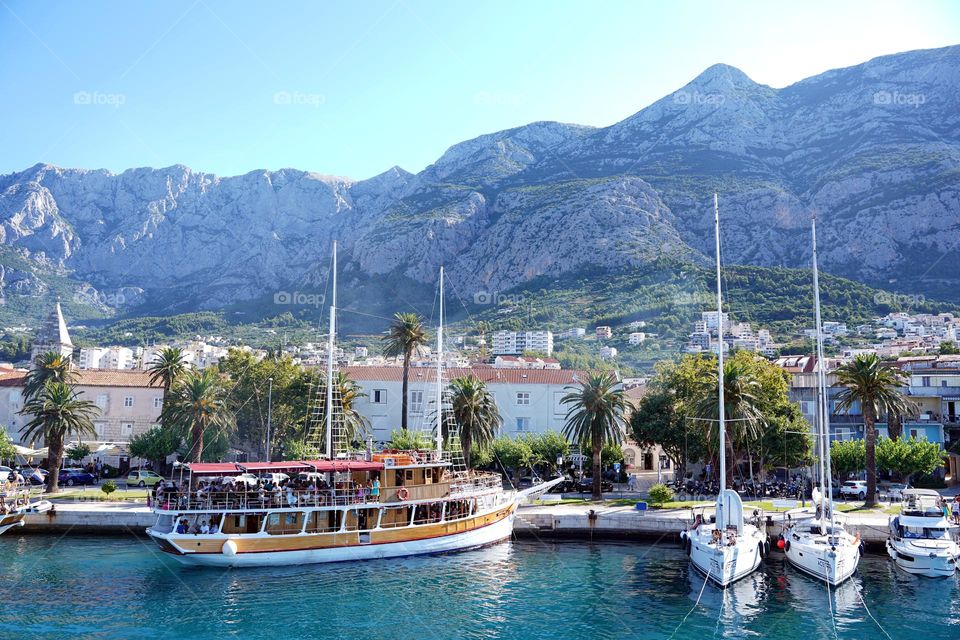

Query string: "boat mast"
[[714, 193, 727, 529], [435, 266, 444, 453], [325, 240, 337, 459], [811, 218, 834, 531]]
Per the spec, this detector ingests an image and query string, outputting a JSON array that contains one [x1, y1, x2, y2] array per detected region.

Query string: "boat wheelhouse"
[[887, 488, 959, 577]]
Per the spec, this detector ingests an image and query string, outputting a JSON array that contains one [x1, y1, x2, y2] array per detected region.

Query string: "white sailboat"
[[782, 217, 862, 585], [680, 194, 765, 586], [886, 488, 959, 577]]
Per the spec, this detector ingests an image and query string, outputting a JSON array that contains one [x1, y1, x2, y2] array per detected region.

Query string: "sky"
[[1, 0, 958, 180]]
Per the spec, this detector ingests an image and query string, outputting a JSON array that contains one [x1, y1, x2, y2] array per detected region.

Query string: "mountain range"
[[1, 45, 958, 334]]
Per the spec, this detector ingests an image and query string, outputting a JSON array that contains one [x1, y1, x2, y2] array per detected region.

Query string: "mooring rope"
[[668, 562, 711, 640], [854, 582, 894, 640]]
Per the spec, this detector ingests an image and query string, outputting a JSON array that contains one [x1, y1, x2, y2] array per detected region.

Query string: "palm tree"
[[147, 346, 188, 395], [449, 376, 501, 468], [693, 359, 766, 485], [381, 312, 428, 430], [19, 382, 99, 493], [24, 352, 75, 401], [161, 369, 233, 462], [316, 371, 372, 448], [561, 372, 630, 500], [834, 353, 912, 507]]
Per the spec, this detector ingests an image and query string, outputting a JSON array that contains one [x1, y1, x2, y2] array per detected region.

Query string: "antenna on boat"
[[325, 240, 338, 460], [714, 193, 727, 531], [435, 266, 444, 453], [811, 218, 834, 534]]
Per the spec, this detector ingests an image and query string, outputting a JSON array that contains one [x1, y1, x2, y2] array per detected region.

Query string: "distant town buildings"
[[628, 332, 646, 345], [491, 330, 554, 356], [685, 312, 776, 357], [595, 326, 612, 340], [558, 327, 586, 340]]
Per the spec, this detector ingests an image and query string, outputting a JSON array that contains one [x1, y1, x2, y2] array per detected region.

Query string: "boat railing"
[[155, 478, 501, 513], [450, 473, 504, 495]]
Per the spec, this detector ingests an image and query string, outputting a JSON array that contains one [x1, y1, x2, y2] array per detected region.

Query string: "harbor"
[[15, 496, 906, 549]]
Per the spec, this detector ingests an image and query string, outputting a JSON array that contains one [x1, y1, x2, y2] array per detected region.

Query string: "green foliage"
[[601, 442, 624, 465], [521, 431, 570, 473], [448, 376, 501, 468], [129, 426, 180, 470], [101, 480, 117, 495], [386, 429, 433, 450], [876, 437, 944, 483], [647, 483, 673, 505], [0, 334, 31, 362], [831, 439, 866, 479], [940, 341, 959, 355], [488, 436, 534, 473], [0, 430, 16, 461], [161, 368, 233, 462], [66, 443, 92, 462]]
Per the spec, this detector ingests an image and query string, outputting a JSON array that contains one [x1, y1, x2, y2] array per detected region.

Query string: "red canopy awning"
[[303, 460, 385, 473], [182, 462, 241, 475], [240, 461, 313, 473]]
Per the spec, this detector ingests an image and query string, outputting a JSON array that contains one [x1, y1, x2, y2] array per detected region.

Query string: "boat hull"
[[886, 539, 958, 577], [149, 504, 516, 568], [0, 512, 26, 536], [683, 524, 765, 586], [784, 537, 860, 585]]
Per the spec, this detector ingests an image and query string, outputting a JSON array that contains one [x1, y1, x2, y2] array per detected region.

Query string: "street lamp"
[[265, 377, 274, 461]]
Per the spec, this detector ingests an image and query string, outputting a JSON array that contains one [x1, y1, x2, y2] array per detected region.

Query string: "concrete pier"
[[19, 500, 895, 551]]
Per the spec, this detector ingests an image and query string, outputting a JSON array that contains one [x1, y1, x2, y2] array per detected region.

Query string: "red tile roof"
[[342, 366, 589, 386], [0, 369, 161, 388]]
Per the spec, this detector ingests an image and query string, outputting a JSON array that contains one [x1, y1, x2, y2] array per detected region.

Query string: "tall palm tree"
[[314, 371, 372, 449], [24, 352, 75, 401], [19, 382, 99, 493], [561, 371, 630, 500], [693, 359, 766, 485], [449, 376, 501, 468], [147, 346, 188, 395], [834, 353, 912, 507], [161, 369, 234, 463], [381, 312, 428, 430]]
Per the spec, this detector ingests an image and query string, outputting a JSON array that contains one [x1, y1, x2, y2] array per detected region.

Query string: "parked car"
[[577, 477, 614, 493], [881, 483, 909, 502], [126, 470, 164, 488], [517, 475, 543, 489], [839, 480, 868, 500], [59, 468, 96, 486]]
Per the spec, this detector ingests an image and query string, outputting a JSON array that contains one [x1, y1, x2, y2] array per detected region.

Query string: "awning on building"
[[303, 460, 385, 473], [239, 461, 313, 473], [176, 462, 241, 475]]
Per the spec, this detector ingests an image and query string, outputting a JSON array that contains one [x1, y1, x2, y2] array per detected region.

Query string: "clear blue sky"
[[2, 0, 958, 180]]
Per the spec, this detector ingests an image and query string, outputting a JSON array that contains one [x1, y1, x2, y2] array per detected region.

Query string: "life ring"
[[397, 487, 409, 501]]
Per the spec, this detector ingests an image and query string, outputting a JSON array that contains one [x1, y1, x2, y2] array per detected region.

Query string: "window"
[[910, 429, 920, 439], [516, 417, 530, 432], [154, 397, 163, 409], [799, 401, 814, 416], [922, 376, 931, 387], [516, 392, 530, 406], [372, 389, 387, 404], [553, 391, 565, 415], [94, 422, 106, 437], [121, 423, 133, 437], [410, 391, 423, 414], [96, 394, 108, 410], [123, 396, 134, 408], [942, 380, 948, 388]]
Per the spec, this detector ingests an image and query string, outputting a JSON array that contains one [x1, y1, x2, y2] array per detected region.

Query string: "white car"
[[839, 480, 868, 500], [882, 483, 909, 501], [233, 472, 288, 488]]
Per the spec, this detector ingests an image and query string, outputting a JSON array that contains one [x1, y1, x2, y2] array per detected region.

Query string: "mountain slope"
[[1, 45, 958, 329]]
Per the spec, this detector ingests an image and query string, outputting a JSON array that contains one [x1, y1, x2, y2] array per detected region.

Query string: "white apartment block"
[[599, 346, 618, 360], [701, 311, 730, 331], [558, 328, 586, 340], [491, 330, 554, 356], [343, 366, 593, 442], [628, 332, 646, 345], [595, 326, 612, 340], [78, 346, 136, 370]]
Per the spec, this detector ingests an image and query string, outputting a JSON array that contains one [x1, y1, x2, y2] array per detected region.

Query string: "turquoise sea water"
[[0, 535, 957, 639]]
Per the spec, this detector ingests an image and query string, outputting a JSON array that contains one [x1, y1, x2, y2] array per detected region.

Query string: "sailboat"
[[145, 252, 558, 566], [680, 194, 766, 586], [782, 218, 862, 585]]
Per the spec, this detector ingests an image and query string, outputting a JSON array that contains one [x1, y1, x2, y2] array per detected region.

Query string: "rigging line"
[[823, 571, 839, 640], [712, 582, 726, 639], [853, 581, 894, 640], [668, 565, 711, 640]]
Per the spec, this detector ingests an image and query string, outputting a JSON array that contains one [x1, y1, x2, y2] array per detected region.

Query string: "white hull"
[[886, 539, 958, 577], [153, 510, 516, 568], [0, 511, 26, 536], [783, 521, 860, 586], [683, 524, 765, 586]]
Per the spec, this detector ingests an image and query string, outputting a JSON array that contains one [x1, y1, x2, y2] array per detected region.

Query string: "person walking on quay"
[[952, 496, 960, 525]]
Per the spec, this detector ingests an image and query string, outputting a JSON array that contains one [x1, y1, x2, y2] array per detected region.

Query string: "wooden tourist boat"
[[147, 252, 560, 566]]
